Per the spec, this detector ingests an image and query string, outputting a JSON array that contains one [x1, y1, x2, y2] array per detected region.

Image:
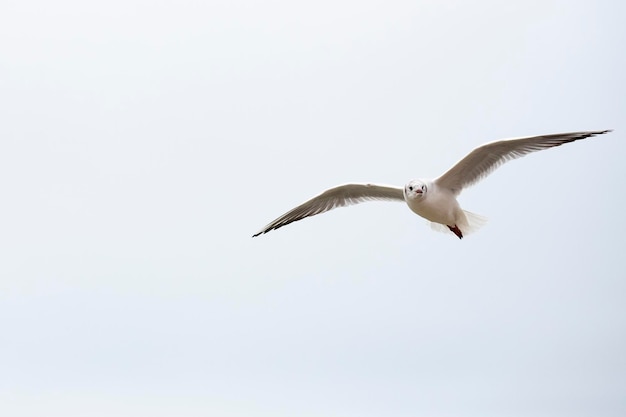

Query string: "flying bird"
[[253, 130, 612, 239]]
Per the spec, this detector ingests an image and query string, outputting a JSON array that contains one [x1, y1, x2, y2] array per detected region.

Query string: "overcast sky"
[[1, 1, 625, 416]]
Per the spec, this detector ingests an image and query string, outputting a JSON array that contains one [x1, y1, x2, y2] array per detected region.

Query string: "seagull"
[[253, 130, 612, 239]]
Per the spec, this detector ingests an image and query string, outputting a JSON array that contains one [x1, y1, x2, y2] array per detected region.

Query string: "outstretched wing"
[[253, 183, 405, 237], [435, 130, 611, 195]]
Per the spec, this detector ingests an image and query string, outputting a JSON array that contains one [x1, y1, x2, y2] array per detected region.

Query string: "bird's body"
[[253, 130, 612, 239], [406, 179, 456, 225]]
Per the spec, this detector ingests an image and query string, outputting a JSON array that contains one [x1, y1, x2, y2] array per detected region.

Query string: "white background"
[[1, 1, 625, 416]]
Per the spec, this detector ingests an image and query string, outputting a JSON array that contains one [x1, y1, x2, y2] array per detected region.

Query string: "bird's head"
[[404, 180, 428, 200]]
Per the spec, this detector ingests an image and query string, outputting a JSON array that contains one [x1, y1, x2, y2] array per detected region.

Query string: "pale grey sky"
[[1, 1, 625, 416]]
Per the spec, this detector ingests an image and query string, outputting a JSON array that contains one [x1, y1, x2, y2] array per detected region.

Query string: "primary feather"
[[252, 183, 404, 236], [435, 130, 611, 195]]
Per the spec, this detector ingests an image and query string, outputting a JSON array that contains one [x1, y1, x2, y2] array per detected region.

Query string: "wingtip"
[[576, 129, 612, 140], [593, 129, 613, 135], [252, 229, 268, 238]]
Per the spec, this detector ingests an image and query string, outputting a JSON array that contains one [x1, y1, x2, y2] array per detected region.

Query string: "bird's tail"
[[429, 210, 488, 237], [460, 210, 488, 235]]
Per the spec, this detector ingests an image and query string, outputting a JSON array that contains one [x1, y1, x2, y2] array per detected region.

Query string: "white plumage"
[[253, 130, 611, 239]]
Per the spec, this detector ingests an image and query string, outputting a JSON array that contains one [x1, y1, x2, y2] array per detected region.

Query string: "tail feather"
[[429, 210, 488, 237], [460, 210, 488, 235]]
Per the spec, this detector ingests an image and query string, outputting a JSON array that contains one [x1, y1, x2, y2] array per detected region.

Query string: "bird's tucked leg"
[[448, 225, 463, 239]]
